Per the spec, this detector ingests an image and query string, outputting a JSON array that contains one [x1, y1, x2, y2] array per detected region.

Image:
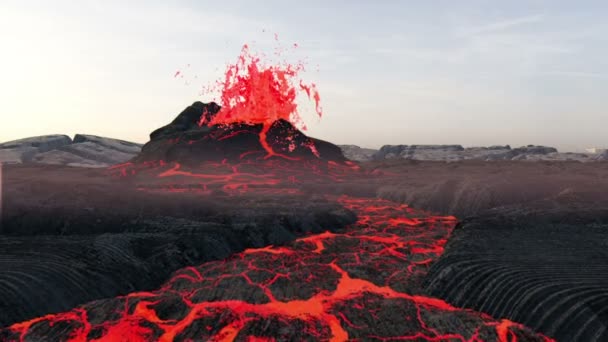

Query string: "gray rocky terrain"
[[337, 144, 378, 162], [0, 134, 142, 168], [596, 149, 608, 161], [0, 135, 72, 163], [339, 144, 606, 162], [3, 134, 604, 166]]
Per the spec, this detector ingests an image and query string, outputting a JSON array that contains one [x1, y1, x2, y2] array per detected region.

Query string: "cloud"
[[455, 14, 545, 37], [541, 70, 606, 79]]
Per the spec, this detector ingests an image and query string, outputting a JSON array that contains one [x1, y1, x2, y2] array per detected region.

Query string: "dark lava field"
[[2, 102, 608, 342], [2, 155, 608, 341]]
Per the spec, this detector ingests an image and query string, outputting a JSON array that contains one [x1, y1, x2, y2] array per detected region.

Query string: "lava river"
[[3, 190, 554, 341]]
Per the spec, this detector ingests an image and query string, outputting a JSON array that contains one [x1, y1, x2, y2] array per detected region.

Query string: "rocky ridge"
[[3, 134, 604, 167], [0, 134, 142, 168], [340, 144, 605, 162]]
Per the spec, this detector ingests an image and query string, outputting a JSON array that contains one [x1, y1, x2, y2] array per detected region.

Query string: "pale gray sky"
[[1, 0, 606, 151]]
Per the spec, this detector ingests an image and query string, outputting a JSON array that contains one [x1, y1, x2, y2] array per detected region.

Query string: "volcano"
[[136, 101, 345, 165], [0, 42, 571, 342], [134, 43, 341, 165]]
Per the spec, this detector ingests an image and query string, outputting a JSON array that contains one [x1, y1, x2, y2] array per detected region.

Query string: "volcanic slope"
[[134, 101, 345, 165]]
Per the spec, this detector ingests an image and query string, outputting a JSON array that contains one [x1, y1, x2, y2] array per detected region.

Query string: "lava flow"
[[4, 194, 554, 341], [109, 158, 361, 195]]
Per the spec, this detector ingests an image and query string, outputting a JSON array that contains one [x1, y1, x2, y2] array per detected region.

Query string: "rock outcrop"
[[0, 135, 72, 163], [0, 134, 142, 168], [595, 150, 608, 161], [149, 101, 222, 141], [337, 145, 378, 162], [365, 144, 593, 162], [513, 151, 591, 161], [373, 145, 465, 161]]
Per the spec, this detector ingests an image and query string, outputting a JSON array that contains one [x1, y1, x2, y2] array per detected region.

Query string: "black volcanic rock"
[[136, 102, 345, 164], [150, 101, 221, 140], [0, 164, 356, 327], [0, 191, 549, 342], [422, 197, 608, 342]]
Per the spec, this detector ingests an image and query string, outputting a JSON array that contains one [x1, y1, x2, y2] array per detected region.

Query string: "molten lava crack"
[[5, 196, 554, 342]]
